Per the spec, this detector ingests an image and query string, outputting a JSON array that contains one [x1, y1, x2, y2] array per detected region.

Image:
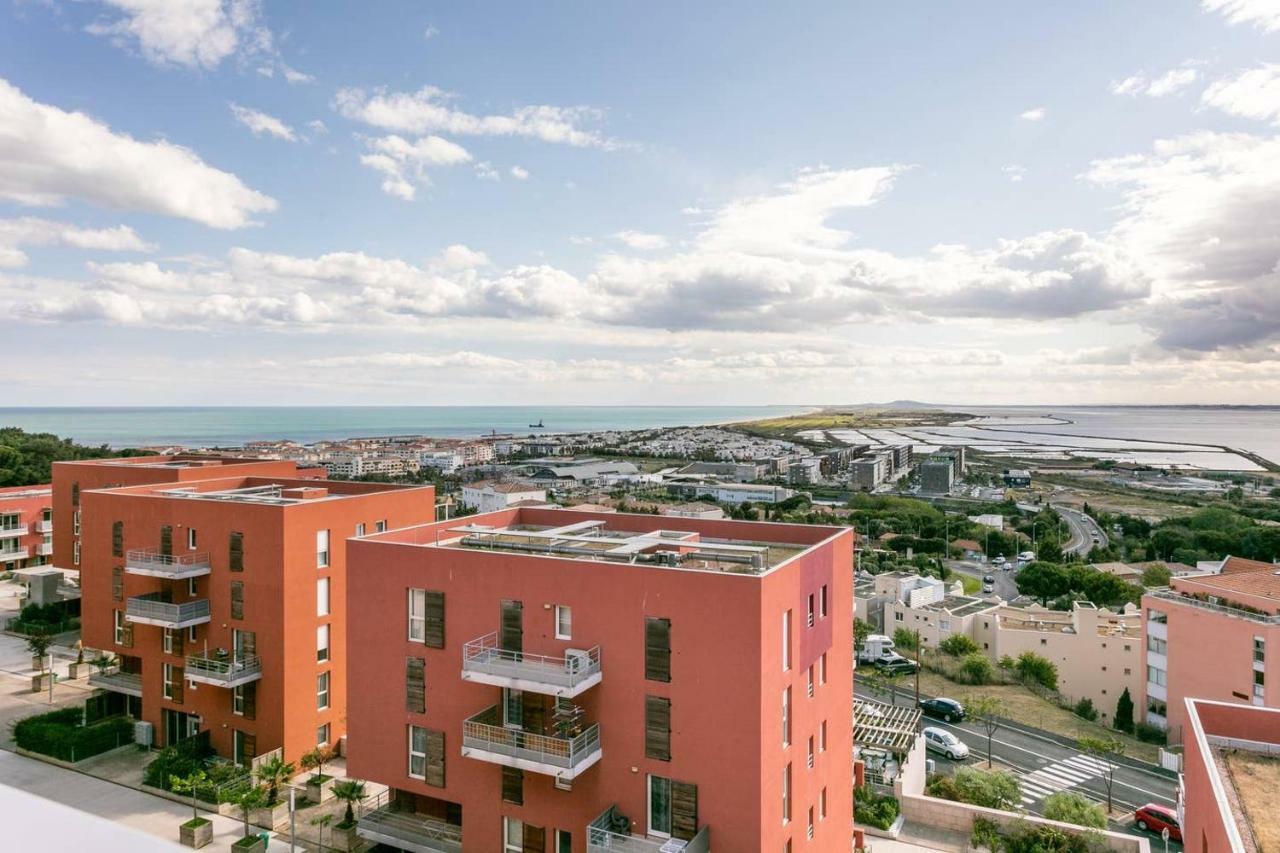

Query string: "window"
[[73, 541, 80, 566], [1148, 698, 1168, 717], [111, 566, 123, 601], [1255, 637, 1266, 664], [317, 624, 330, 663], [648, 775, 672, 837], [555, 605, 572, 640], [555, 830, 572, 853], [163, 663, 182, 703], [408, 588, 426, 641], [187, 528, 197, 550], [408, 725, 427, 779], [1255, 668, 1265, 698], [502, 766, 523, 805], [819, 652, 827, 686], [230, 580, 244, 620], [375, 520, 387, 533], [807, 736, 814, 769], [317, 578, 330, 616], [820, 786, 827, 820], [73, 510, 80, 536], [503, 817, 524, 853], [406, 657, 425, 713], [355, 523, 366, 537], [782, 763, 791, 824], [819, 720, 826, 752], [229, 531, 244, 571], [405, 727, 445, 787], [807, 593, 815, 628], [163, 628, 177, 655], [317, 723, 330, 747], [114, 610, 125, 645], [782, 687, 791, 747], [111, 520, 123, 557], [233, 684, 246, 716], [188, 576, 198, 596], [1147, 665, 1167, 687], [188, 625, 198, 643], [645, 616, 671, 682], [807, 806, 814, 840], [645, 695, 671, 761], [820, 584, 828, 619], [317, 671, 330, 709], [1147, 608, 1167, 624], [316, 529, 330, 568], [782, 609, 792, 671], [806, 665, 814, 698], [1148, 636, 1168, 655]]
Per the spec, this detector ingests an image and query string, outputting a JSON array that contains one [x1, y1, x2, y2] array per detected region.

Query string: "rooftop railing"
[[125, 548, 211, 578], [1148, 587, 1280, 625], [462, 704, 601, 778], [462, 632, 601, 696], [126, 593, 211, 628]]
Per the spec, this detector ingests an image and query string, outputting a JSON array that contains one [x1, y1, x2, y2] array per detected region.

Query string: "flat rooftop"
[[1216, 749, 1280, 852], [92, 476, 423, 506]]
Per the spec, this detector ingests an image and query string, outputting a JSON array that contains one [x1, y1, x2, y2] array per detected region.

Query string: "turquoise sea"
[[0, 406, 813, 448]]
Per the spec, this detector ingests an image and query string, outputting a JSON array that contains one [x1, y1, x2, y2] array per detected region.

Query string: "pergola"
[[854, 698, 922, 755]]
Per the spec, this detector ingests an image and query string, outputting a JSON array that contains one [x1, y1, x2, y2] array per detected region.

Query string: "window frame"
[[317, 577, 331, 617], [316, 529, 330, 569], [317, 623, 331, 663], [408, 588, 427, 642], [408, 724, 427, 779], [554, 604, 572, 640], [317, 671, 330, 710]]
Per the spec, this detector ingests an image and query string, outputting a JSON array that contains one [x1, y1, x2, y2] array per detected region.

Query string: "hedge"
[[13, 708, 133, 762]]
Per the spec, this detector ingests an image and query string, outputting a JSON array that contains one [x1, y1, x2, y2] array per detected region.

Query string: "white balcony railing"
[[88, 667, 143, 698], [35, 520, 53, 534], [0, 524, 30, 539], [461, 704, 601, 780], [125, 593, 211, 628], [357, 800, 463, 853], [461, 632, 602, 698], [0, 547, 30, 561], [588, 806, 710, 852], [185, 654, 262, 688], [125, 548, 211, 579]]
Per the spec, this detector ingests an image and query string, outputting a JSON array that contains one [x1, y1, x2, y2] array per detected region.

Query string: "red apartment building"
[[1142, 560, 1280, 743], [0, 484, 54, 571], [55, 456, 435, 763], [346, 507, 854, 853]]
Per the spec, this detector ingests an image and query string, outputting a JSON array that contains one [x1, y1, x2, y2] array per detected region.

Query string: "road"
[[945, 558, 1018, 602], [857, 683, 1181, 848], [1053, 504, 1109, 556]]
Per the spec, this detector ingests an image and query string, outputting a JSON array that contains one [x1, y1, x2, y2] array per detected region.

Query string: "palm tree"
[[331, 779, 366, 828], [254, 756, 295, 806]]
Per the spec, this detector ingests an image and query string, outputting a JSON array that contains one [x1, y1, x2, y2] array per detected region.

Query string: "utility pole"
[[289, 785, 296, 852], [47, 652, 55, 704], [914, 628, 921, 704]]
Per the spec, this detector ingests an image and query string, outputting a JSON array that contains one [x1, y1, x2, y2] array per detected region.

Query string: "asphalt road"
[[946, 558, 1019, 601], [1053, 504, 1110, 556], [857, 683, 1181, 848]]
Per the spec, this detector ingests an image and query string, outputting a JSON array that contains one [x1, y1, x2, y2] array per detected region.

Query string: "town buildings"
[[874, 573, 998, 646], [666, 481, 795, 505], [1142, 563, 1280, 742], [460, 481, 549, 513], [918, 459, 954, 494], [345, 507, 854, 852], [56, 455, 435, 763], [0, 484, 54, 572]]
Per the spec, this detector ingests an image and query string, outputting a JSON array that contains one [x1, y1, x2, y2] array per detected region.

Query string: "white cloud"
[[510, 165, 530, 180], [356, 134, 471, 200], [474, 161, 500, 181], [434, 244, 490, 270], [280, 64, 313, 84], [1202, 0, 1280, 32], [1112, 67, 1201, 98], [333, 85, 618, 149], [0, 78, 276, 229], [1002, 164, 1027, 183], [230, 103, 297, 141], [423, 25, 439, 40], [307, 120, 328, 135], [1020, 107, 1046, 121], [1203, 64, 1280, 125], [85, 0, 273, 70], [613, 230, 668, 250], [0, 218, 153, 268]]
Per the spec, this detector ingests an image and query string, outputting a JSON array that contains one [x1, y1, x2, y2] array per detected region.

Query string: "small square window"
[[317, 723, 330, 747], [187, 528, 197, 550], [555, 605, 572, 640]]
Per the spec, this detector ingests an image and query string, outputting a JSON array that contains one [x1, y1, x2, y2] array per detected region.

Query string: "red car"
[[1134, 804, 1182, 842]]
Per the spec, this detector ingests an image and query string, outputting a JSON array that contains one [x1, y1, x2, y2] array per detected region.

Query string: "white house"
[[460, 481, 549, 513]]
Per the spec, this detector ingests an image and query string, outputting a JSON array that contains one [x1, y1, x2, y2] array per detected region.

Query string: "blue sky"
[[3, 1, 1280, 405]]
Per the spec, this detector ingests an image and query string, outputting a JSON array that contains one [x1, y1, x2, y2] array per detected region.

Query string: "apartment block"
[[58, 455, 435, 763], [460, 481, 549, 513], [346, 508, 854, 852], [1142, 564, 1280, 742], [0, 485, 54, 570], [878, 574, 997, 647]]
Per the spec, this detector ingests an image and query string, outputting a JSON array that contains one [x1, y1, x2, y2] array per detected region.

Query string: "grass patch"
[[957, 574, 981, 595], [182, 818, 211, 829]]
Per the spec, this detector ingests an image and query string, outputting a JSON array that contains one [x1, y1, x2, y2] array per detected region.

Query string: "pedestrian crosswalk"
[[1018, 753, 1112, 805]]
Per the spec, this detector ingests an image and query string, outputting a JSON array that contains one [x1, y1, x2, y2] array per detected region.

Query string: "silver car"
[[923, 726, 970, 760]]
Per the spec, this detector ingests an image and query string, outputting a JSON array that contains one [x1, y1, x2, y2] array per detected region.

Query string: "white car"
[[1018, 551, 1036, 562], [923, 726, 970, 760], [992, 555, 1007, 566]]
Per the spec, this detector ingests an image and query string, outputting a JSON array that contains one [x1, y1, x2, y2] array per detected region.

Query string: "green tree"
[[0, 426, 141, 487], [1035, 539, 1064, 564], [332, 779, 367, 828], [1016, 562, 1070, 606], [1079, 736, 1125, 813], [254, 756, 295, 806], [1140, 563, 1171, 588], [310, 813, 334, 850], [1114, 687, 1135, 734], [300, 746, 334, 782], [232, 785, 266, 840], [26, 630, 53, 670], [169, 769, 208, 823], [892, 627, 918, 652], [939, 634, 979, 656], [854, 618, 873, 648], [946, 766, 1021, 809], [964, 695, 1007, 768], [1015, 651, 1058, 691], [1043, 791, 1106, 828]]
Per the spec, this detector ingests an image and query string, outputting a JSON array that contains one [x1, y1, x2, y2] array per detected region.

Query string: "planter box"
[[31, 672, 53, 693], [305, 774, 336, 803], [31, 656, 46, 672], [329, 825, 360, 852], [232, 836, 267, 853], [67, 662, 89, 679], [861, 813, 905, 840], [179, 818, 213, 849], [251, 800, 290, 829]]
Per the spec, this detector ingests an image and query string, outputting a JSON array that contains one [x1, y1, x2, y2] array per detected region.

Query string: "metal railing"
[[36, 520, 53, 534], [126, 593, 211, 627], [37, 543, 54, 556], [462, 632, 601, 690], [125, 548, 211, 576], [88, 667, 143, 697], [357, 792, 463, 853], [1147, 588, 1280, 624], [185, 653, 262, 686], [588, 807, 710, 853], [1, 524, 30, 538], [0, 546, 29, 560], [462, 704, 601, 771]]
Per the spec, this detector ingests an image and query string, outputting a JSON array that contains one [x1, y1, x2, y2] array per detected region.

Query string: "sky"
[[3, 0, 1280, 406]]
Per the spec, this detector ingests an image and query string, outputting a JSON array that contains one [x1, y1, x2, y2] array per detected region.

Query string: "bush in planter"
[[926, 767, 1021, 810], [1000, 819, 1099, 853], [26, 629, 53, 668], [231, 785, 266, 843], [853, 784, 900, 831], [143, 733, 215, 790], [970, 817, 1001, 851], [300, 746, 335, 783], [1043, 791, 1106, 829], [332, 779, 367, 828], [169, 769, 209, 823]]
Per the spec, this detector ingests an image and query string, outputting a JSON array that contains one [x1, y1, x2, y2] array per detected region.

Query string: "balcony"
[[37, 543, 54, 556], [461, 633, 602, 698], [36, 520, 53, 534], [461, 704, 601, 780], [0, 547, 30, 561], [185, 654, 262, 688], [588, 806, 710, 853], [126, 593, 211, 628], [125, 548, 211, 579], [357, 805, 462, 853], [88, 667, 143, 698], [0, 524, 30, 539]]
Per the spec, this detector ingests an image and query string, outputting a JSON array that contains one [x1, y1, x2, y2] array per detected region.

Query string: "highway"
[[1053, 504, 1109, 556], [857, 682, 1181, 848]]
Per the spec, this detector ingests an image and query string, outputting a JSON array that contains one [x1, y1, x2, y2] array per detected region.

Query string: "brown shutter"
[[671, 781, 699, 841], [522, 823, 545, 853], [111, 566, 123, 601], [242, 683, 257, 721], [522, 692, 547, 736], [240, 631, 256, 657], [645, 617, 671, 682], [406, 657, 426, 713], [71, 483, 80, 506], [230, 581, 244, 620], [120, 616, 133, 648], [424, 729, 446, 788], [645, 695, 671, 761], [229, 532, 244, 572], [172, 629, 184, 657], [500, 599, 523, 653], [240, 732, 256, 765], [112, 521, 124, 557], [424, 591, 445, 649], [501, 766, 523, 805], [171, 667, 184, 705], [160, 525, 173, 556]]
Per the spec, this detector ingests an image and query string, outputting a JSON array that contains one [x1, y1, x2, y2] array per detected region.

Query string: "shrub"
[[928, 767, 1021, 810], [939, 634, 979, 656], [1114, 688, 1135, 733], [970, 817, 1001, 851], [892, 628, 918, 651], [1000, 819, 1095, 853], [853, 785, 900, 830], [13, 708, 133, 762], [1135, 722, 1167, 745], [1043, 791, 1107, 828], [143, 732, 215, 790], [1015, 651, 1059, 691], [1073, 698, 1098, 722], [957, 652, 995, 684]]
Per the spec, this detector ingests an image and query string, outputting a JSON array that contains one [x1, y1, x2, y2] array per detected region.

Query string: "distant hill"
[[826, 400, 942, 411]]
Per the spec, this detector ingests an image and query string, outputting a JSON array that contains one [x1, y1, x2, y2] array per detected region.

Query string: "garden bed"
[[13, 708, 133, 763]]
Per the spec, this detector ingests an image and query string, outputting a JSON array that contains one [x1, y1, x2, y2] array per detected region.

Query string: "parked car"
[[874, 656, 919, 675], [1133, 804, 1181, 841], [992, 555, 1007, 566], [983, 581, 995, 593], [919, 697, 965, 722], [923, 726, 969, 760]]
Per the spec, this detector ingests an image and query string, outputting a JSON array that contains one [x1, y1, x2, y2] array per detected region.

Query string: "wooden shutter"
[[671, 781, 699, 841], [501, 766, 523, 805], [242, 683, 257, 721], [171, 667, 184, 705], [230, 581, 244, 620], [500, 599, 522, 653], [112, 521, 123, 557], [424, 591, 445, 649], [120, 614, 134, 648], [229, 532, 244, 572], [424, 729, 446, 788], [71, 483, 80, 506], [645, 695, 671, 761], [239, 630, 256, 657], [171, 628, 184, 657], [406, 657, 426, 713], [645, 617, 671, 682], [160, 525, 173, 556], [111, 566, 123, 601], [522, 823, 545, 853], [239, 732, 257, 765]]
